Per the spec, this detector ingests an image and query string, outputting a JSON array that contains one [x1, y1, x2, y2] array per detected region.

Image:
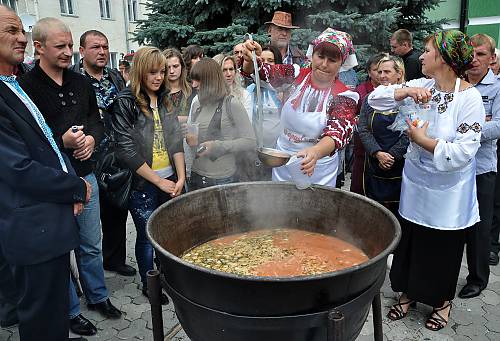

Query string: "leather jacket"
[[111, 87, 184, 190]]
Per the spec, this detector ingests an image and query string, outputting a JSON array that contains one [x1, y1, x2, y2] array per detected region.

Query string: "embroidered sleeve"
[[433, 88, 484, 171], [260, 64, 300, 89], [321, 94, 358, 151]]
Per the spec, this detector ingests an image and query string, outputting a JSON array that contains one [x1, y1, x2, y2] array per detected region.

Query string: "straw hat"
[[265, 11, 299, 29]]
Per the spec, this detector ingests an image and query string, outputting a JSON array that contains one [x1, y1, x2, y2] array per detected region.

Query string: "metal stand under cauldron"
[[147, 270, 385, 341], [145, 183, 401, 341]]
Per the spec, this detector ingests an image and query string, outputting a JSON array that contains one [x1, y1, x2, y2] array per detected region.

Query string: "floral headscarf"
[[305, 28, 358, 71], [434, 30, 473, 77], [312, 28, 355, 64]]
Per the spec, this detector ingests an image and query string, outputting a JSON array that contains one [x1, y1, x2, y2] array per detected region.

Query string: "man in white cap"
[[266, 11, 305, 65]]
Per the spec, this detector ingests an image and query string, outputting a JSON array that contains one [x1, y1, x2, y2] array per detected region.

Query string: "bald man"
[[19, 17, 121, 338], [0, 6, 90, 340]]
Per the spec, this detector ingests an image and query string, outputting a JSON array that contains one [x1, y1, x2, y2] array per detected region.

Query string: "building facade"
[[427, 0, 500, 47], [2, 0, 148, 68]]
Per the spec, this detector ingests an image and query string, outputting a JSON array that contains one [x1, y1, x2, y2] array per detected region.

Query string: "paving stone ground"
[[2, 177, 500, 340]]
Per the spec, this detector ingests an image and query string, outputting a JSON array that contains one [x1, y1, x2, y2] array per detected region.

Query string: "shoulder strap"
[[203, 97, 225, 142]]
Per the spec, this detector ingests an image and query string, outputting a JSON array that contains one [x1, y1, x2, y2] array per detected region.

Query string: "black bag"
[[94, 139, 132, 209]]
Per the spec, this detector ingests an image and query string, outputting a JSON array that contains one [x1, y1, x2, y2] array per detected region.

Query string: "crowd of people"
[[1, 4, 500, 340]]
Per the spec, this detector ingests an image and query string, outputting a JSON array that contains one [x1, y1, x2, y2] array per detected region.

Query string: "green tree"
[[134, 0, 446, 67]]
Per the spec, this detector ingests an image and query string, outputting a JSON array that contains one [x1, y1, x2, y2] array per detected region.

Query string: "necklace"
[[429, 87, 454, 114]]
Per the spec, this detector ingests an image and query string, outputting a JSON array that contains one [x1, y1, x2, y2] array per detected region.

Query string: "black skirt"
[[389, 218, 466, 307]]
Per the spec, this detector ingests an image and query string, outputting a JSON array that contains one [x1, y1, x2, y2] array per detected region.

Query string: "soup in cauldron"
[[181, 228, 368, 277]]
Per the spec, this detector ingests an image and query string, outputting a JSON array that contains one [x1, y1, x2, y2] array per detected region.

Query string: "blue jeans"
[[69, 173, 108, 319], [129, 180, 173, 287]]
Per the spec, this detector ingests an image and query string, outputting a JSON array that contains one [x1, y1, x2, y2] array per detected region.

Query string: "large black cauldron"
[[147, 182, 400, 341]]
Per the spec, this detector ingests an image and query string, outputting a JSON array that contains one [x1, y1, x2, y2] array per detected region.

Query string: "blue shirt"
[[475, 69, 500, 175]]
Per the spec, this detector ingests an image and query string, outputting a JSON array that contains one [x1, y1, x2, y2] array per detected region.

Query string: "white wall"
[[16, 0, 148, 65]]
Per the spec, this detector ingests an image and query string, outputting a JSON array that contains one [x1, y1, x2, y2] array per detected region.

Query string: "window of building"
[[60, 0, 75, 15], [99, 0, 111, 19], [72, 52, 80, 66], [1, 0, 17, 12], [108, 52, 118, 69], [127, 0, 138, 22]]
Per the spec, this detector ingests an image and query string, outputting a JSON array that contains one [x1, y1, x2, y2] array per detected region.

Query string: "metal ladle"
[[246, 33, 292, 168]]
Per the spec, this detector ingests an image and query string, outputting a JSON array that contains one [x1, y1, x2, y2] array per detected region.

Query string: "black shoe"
[[104, 264, 137, 277], [142, 287, 169, 305], [458, 283, 483, 299], [69, 314, 97, 336], [489, 252, 499, 266], [69, 338, 88, 341], [87, 298, 122, 319]]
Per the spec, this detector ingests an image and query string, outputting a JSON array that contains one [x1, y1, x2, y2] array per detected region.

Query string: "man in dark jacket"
[[0, 60, 33, 331], [70, 30, 135, 278], [390, 29, 424, 81], [0, 6, 90, 340], [19, 17, 121, 337]]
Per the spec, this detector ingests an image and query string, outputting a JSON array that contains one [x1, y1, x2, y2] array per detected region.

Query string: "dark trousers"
[[10, 252, 70, 341], [100, 192, 129, 268], [491, 146, 500, 255], [465, 172, 496, 288], [0, 251, 18, 327]]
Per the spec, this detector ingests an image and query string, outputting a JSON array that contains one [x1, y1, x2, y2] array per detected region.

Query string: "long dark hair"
[[262, 44, 283, 64]]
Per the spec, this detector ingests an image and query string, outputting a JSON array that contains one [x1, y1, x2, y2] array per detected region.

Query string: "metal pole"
[[245, 33, 264, 149], [372, 293, 383, 341], [327, 309, 345, 341], [459, 0, 469, 33], [146, 270, 164, 341]]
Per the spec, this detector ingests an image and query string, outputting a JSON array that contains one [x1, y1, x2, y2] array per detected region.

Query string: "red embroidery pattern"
[[321, 95, 357, 150], [260, 63, 296, 89]]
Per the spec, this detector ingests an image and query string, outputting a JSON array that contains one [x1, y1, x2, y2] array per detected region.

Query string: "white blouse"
[[368, 78, 485, 230]]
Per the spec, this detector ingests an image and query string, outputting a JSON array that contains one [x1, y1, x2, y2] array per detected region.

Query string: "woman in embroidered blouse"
[[242, 28, 359, 187], [368, 30, 484, 331], [358, 55, 408, 214]]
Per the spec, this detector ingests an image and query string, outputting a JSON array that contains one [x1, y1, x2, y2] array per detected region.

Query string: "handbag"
[[94, 138, 132, 209]]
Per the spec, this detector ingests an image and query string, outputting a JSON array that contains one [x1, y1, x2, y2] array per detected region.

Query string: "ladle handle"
[[245, 33, 264, 149]]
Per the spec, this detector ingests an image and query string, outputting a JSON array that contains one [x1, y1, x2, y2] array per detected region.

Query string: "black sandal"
[[387, 296, 416, 321], [425, 301, 452, 331]]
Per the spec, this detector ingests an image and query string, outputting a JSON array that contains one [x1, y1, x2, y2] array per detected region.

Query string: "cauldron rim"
[[147, 182, 401, 282]]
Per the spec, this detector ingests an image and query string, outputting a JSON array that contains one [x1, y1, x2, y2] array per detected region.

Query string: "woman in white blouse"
[[368, 30, 484, 331]]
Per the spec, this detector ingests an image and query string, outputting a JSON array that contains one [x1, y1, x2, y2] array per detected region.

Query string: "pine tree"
[[134, 0, 446, 67]]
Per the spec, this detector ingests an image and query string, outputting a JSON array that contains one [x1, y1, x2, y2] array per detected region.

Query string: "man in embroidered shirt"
[[19, 17, 122, 337], [459, 33, 500, 299], [70, 30, 135, 278], [0, 6, 91, 340], [266, 11, 305, 65], [390, 29, 424, 81]]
